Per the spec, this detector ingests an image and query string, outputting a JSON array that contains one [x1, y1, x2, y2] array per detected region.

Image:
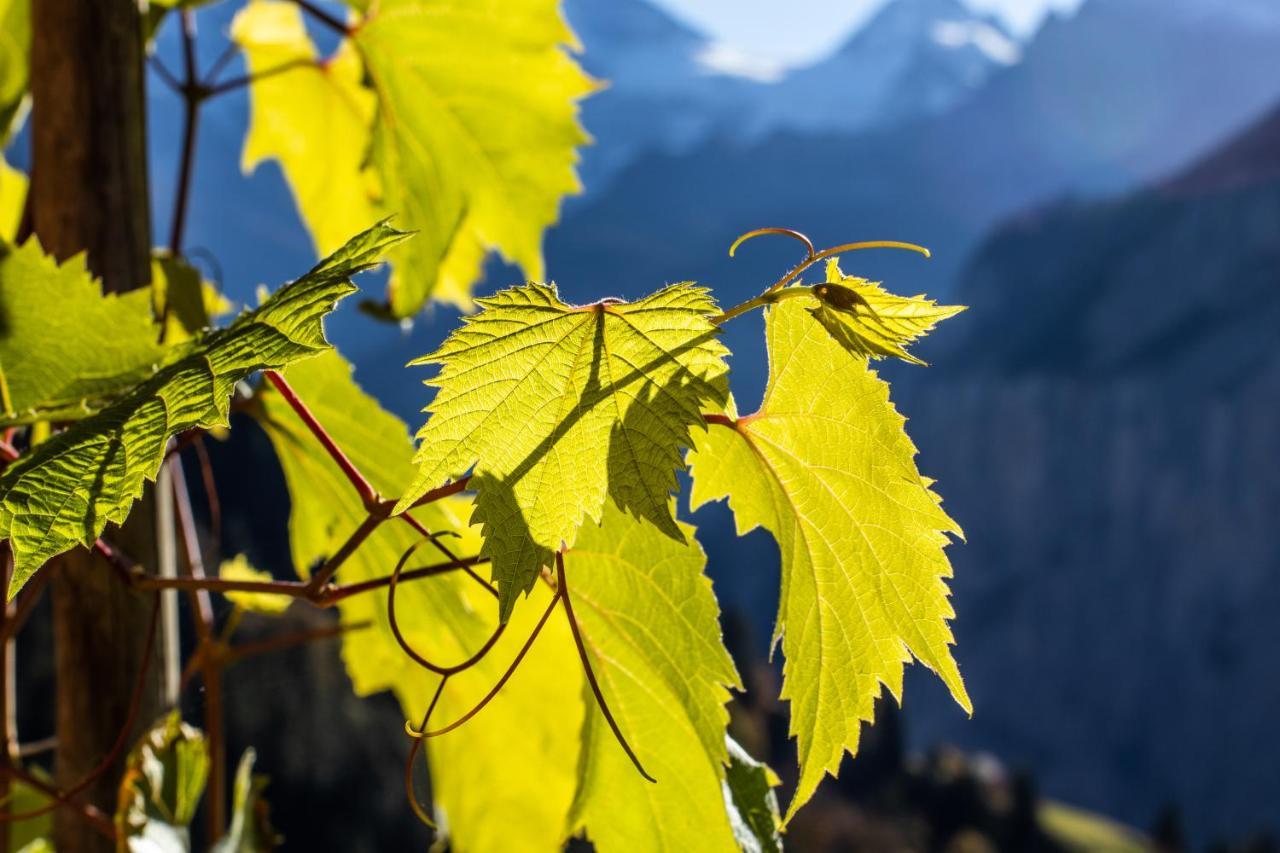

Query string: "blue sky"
[[656, 0, 1085, 65]]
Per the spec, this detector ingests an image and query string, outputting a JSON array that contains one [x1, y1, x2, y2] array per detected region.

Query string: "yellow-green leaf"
[[808, 258, 965, 365], [115, 712, 209, 852], [397, 282, 729, 620], [0, 239, 165, 426], [0, 766, 53, 851], [232, 1, 378, 258], [152, 252, 232, 344], [0, 0, 29, 142], [688, 297, 970, 820], [218, 555, 291, 615], [564, 502, 742, 852], [0, 156, 25, 240], [252, 350, 582, 853], [354, 0, 595, 312], [0, 222, 407, 596]]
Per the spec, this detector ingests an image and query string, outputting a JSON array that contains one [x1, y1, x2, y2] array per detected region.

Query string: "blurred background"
[[12, 0, 1280, 848]]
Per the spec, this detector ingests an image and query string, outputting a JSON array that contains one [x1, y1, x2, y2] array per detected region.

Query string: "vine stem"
[[204, 58, 317, 97], [169, 457, 224, 843], [714, 228, 932, 325], [556, 552, 655, 783], [387, 542, 506, 676], [168, 8, 201, 254], [265, 370, 378, 509], [291, 0, 352, 36], [713, 285, 815, 326]]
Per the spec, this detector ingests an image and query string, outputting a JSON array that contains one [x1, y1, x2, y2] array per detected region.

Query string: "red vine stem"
[[406, 590, 561, 739], [387, 542, 506, 676], [556, 552, 656, 783], [169, 457, 225, 841], [226, 621, 371, 663], [403, 680, 446, 829], [265, 370, 378, 509]]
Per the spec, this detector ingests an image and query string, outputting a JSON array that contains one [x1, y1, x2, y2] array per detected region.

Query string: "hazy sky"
[[655, 0, 1086, 66]]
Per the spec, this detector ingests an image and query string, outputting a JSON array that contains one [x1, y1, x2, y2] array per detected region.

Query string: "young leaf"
[[0, 240, 166, 426], [687, 297, 970, 820], [253, 351, 583, 853], [808, 258, 964, 365], [232, 1, 378, 258], [352, 0, 595, 312], [0, 222, 406, 596], [115, 712, 210, 852], [397, 283, 729, 620], [211, 749, 280, 852], [565, 502, 742, 852], [723, 736, 784, 853]]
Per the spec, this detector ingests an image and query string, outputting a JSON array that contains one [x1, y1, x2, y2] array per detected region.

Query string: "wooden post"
[[29, 0, 159, 848]]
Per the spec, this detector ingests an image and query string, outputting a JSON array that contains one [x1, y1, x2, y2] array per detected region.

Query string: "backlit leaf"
[[808, 258, 964, 365], [253, 351, 582, 852], [0, 222, 406, 596], [564, 502, 742, 852], [0, 240, 165, 426], [232, 1, 378, 258], [0, 0, 29, 142], [397, 282, 729, 620], [352, 0, 595, 312], [218, 554, 291, 615], [688, 297, 969, 819], [115, 712, 209, 852], [0, 156, 24, 240]]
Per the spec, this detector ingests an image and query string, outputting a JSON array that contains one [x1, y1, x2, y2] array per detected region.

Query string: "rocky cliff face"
[[893, 105, 1280, 842]]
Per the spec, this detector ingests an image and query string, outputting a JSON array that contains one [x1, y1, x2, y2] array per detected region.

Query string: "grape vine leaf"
[[423, 577, 582, 852], [0, 240, 167, 426], [252, 352, 582, 852], [1, 767, 53, 851], [808, 259, 965, 366], [351, 0, 595, 312], [211, 749, 280, 853], [396, 282, 730, 621], [234, 0, 594, 313], [115, 712, 209, 852], [564, 502, 745, 852], [723, 736, 783, 853], [687, 297, 970, 820], [0, 0, 29, 142], [217, 555, 291, 615], [0, 157, 25, 240], [152, 252, 232, 344], [0, 222, 406, 596], [232, 1, 378, 259]]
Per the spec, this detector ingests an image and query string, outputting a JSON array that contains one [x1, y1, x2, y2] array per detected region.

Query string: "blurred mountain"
[[894, 100, 1280, 843], [564, 0, 1024, 194], [739, 0, 1020, 141], [546, 0, 1280, 319], [562, 0, 755, 193]]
